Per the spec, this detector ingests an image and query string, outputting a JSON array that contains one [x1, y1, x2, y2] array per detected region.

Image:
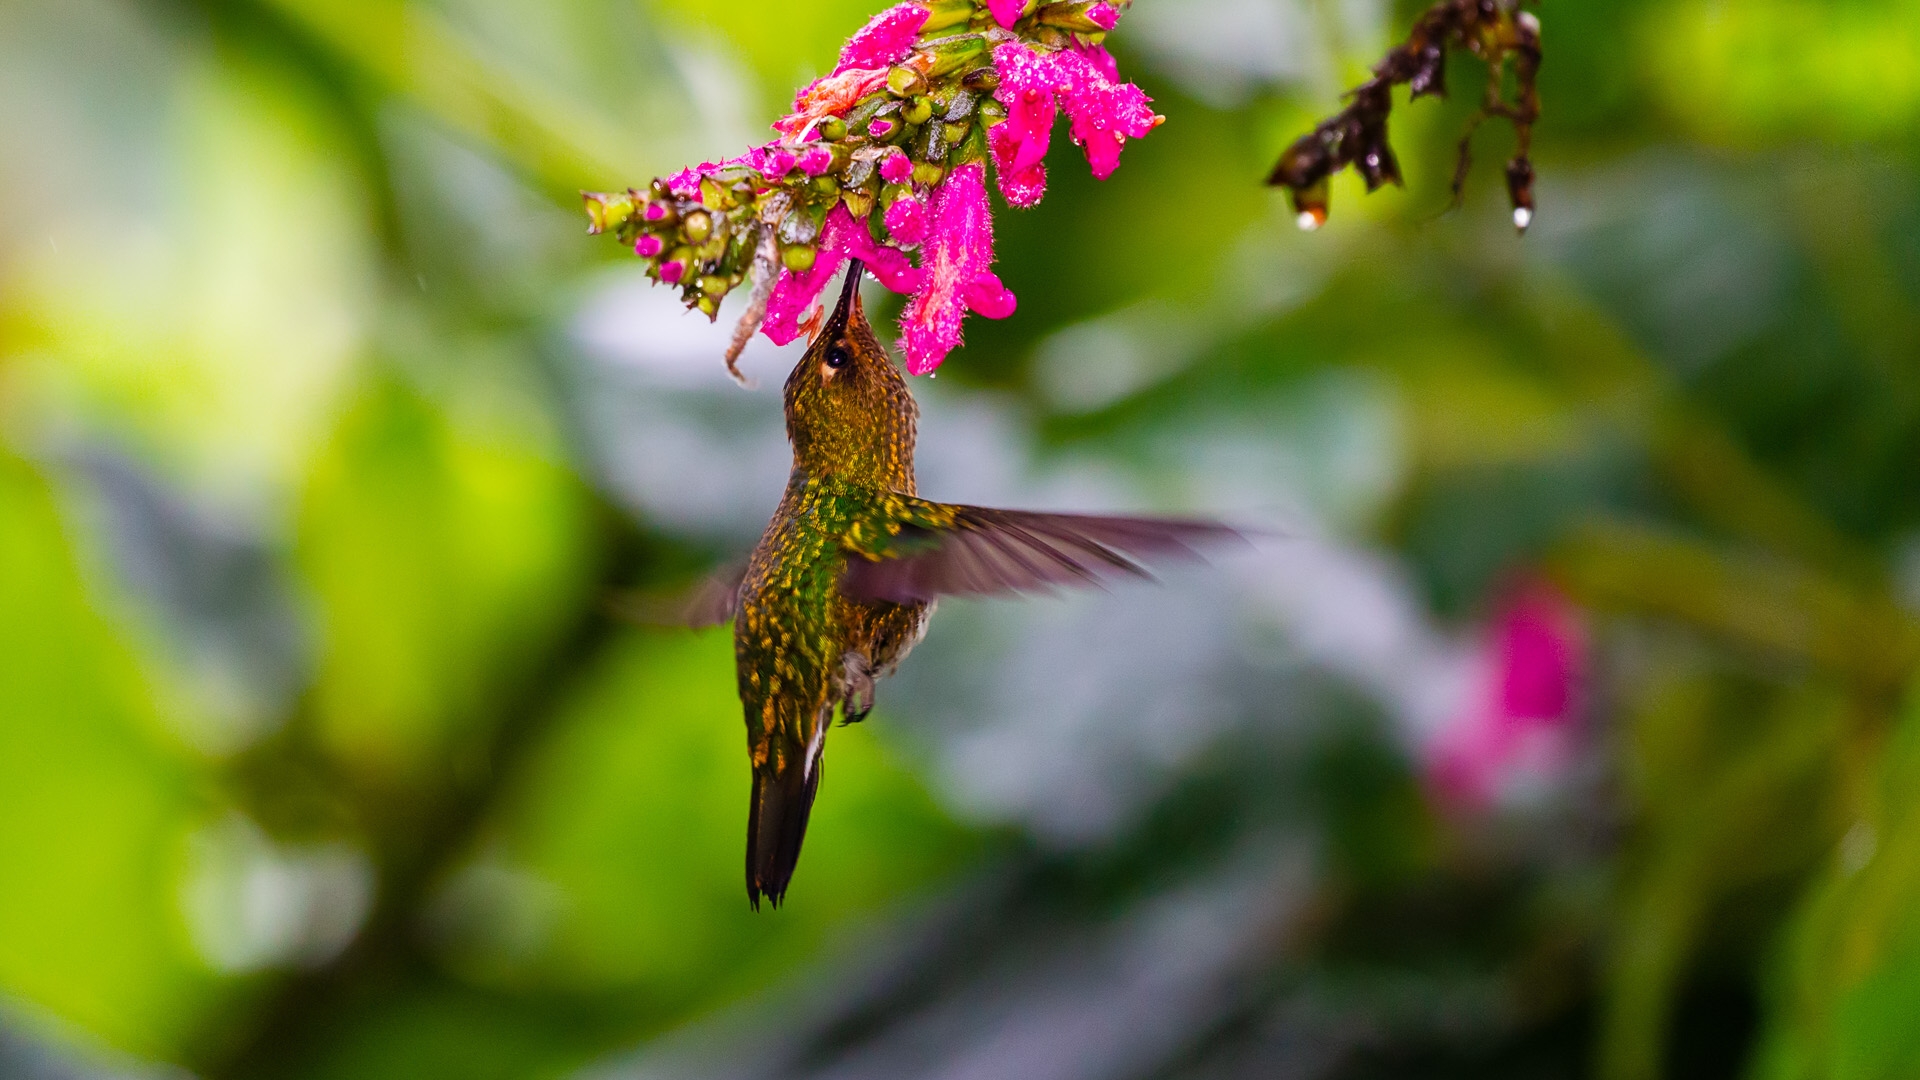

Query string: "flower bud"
[[923, 33, 987, 77], [1034, 1, 1117, 32], [699, 274, 730, 298], [643, 200, 676, 224], [903, 96, 934, 126], [867, 117, 900, 141], [811, 174, 841, 198], [635, 234, 664, 258], [819, 117, 848, 141], [843, 189, 876, 220], [660, 252, 691, 284], [782, 244, 817, 272], [682, 209, 713, 243], [696, 295, 719, 317], [961, 66, 1001, 94], [977, 98, 1008, 127], [912, 161, 946, 187], [582, 191, 635, 234], [943, 120, 973, 146], [880, 181, 914, 208], [879, 148, 914, 185], [887, 65, 929, 98], [920, 0, 975, 31]]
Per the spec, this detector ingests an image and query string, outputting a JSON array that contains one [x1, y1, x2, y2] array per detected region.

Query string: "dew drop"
[[1296, 209, 1324, 232], [1512, 206, 1533, 232]]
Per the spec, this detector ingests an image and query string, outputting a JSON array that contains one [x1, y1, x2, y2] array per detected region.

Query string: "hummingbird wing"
[[841, 497, 1241, 604], [607, 561, 749, 628]]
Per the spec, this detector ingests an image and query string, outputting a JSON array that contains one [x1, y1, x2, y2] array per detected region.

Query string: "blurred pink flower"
[[899, 162, 1017, 373], [1425, 580, 1586, 810], [835, 3, 931, 74]]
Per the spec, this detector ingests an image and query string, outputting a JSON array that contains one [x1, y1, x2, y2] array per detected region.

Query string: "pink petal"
[[879, 147, 914, 185], [835, 3, 931, 74], [990, 43, 1071, 204], [1086, 2, 1120, 30], [1497, 585, 1583, 721], [986, 0, 1025, 28], [763, 255, 845, 346], [899, 163, 1011, 374], [962, 272, 1017, 319], [634, 234, 663, 257], [1072, 39, 1120, 84], [763, 146, 797, 178], [666, 167, 703, 199], [1058, 50, 1161, 180], [798, 145, 835, 176], [988, 124, 1048, 207], [884, 196, 929, 245]]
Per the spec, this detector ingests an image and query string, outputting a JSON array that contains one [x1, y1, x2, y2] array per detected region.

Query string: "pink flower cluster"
[[586, 0, 1161, 375]]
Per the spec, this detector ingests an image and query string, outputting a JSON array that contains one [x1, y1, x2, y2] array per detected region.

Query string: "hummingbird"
[[695, 262, 1237, 909]]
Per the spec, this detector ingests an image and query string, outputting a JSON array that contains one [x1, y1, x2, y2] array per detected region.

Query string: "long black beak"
[[826, 259, 864, 337]]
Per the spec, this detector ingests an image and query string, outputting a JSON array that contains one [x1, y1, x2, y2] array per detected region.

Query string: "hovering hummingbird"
[[692, 262, 1238, 909]]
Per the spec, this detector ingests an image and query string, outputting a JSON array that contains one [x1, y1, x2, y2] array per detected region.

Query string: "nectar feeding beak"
[[826, 260, 865, 339]]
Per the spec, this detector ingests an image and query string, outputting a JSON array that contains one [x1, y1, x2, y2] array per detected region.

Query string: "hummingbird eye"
[[824, 344, 852, 369]]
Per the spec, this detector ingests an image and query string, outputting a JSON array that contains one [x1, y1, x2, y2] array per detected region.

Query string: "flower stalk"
[[1267, 0, 1542, 233]]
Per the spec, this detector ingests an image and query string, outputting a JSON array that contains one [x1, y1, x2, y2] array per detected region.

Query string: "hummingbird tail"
[[747, 756, 822, 910]]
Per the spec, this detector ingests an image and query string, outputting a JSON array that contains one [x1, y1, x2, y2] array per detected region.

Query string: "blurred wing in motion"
[[842, 500, 1241, 604], [609, 561, 748, 628]]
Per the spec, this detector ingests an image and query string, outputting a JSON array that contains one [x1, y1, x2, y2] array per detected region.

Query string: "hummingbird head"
[[783, 262, 918, 490]]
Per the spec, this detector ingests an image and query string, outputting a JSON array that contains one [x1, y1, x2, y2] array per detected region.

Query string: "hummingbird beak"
[[826, 260, 864, 338]]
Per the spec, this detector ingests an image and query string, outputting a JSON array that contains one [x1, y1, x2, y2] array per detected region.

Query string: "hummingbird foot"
[[838, 652, 876, 725]]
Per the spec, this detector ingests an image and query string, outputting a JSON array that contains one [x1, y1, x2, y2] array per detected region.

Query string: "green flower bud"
[[920, 0, 974, 31], [819, 117, 848, 141], [961, 66, 1001, 94], [912, 162, 946, 187], [923, 33, 987, 77], [698, 176, 735, 211], [886, 65, 928, 98], [782, 244, 817, 273], [582, 191, 636, 234], [978, 98, 1008, 127], [699, 274, 730, 298], [843, 189, 876, 220], [1034, 1, 1116, 33], [682, 209, 713, 243], [696, 295, 719, 318], [811, 174, 841, 198], [903, 97, 934, 126], [943, 120, 973, 146], [880, 182, 913, 208]]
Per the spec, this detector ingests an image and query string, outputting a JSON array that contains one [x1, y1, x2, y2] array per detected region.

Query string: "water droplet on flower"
[[1296, 209, 1324, 231], [1513, 206, 1533, 232]]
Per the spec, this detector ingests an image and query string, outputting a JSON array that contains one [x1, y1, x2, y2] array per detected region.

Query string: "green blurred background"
[[3, 0, 1920, 1077]]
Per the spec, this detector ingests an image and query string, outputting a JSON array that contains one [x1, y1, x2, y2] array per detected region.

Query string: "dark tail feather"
[[747, 757, 823, 910]]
